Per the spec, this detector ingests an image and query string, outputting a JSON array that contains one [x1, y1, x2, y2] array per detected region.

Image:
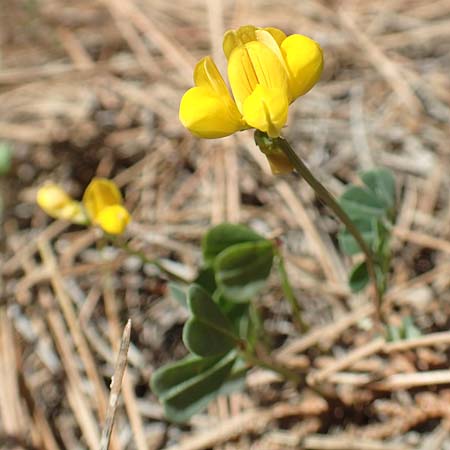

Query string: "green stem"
[[275, 136, 383, 322], [240, 350, 303, 385], [107, 236, 191, 284], [275, 249, 308, 333]]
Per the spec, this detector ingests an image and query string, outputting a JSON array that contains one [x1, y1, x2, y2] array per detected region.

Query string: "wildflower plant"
[[36, 24, 398, 425], [152, 223, 302, 423], [150, 25, 398, 422], [178, 24, 399, 316]]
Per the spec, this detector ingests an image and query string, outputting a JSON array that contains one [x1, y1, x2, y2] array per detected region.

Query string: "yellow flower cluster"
[[179, 25, 323, 139], [37, 178, 130, 235]]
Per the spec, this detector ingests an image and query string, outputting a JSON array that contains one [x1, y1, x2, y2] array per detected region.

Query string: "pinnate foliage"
[[152, 223, 275, 422]]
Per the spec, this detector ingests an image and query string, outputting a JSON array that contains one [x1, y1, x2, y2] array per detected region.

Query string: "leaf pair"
[[387, 316, 421, 342], [339, 168, 395, 220], [170, 223, 275, 305], [338, 168, 396, 293], [338, 169, 395, 255], [203, 223, 275, 302], [152, 285, 246, 423], [183, 284, 240, 358], [151, 351, 241, 423], [152, 223, 275, 423]]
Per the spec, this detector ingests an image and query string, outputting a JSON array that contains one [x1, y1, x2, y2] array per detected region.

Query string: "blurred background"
[[1, 0, 450, 449]]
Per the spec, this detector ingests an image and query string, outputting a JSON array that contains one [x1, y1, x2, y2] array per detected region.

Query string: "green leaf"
[[360, 168, 396, 210], [202, 223, 264, 265], [168, 282, 187, 307], [151, 352, 237, 423], [386, 317, 421, 342], [183, 284, 238, 357], [215, 240, 274, 302], [214, 292, 251, 338], [151, 354, 221, 397], [349, 261, 369, 293], [217, 357, 248, 396], [339, 186, 387, 220], [0, 142, 12, 175], [402, 316, 421, 339], [194, 266, 217, 295], [338, 217, 378, 255], [386, 324, 402, 342]]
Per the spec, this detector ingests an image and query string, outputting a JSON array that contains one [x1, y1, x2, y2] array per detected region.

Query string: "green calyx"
[[254, 130, 294, 175]]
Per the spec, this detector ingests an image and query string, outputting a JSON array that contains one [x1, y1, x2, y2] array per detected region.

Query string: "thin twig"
[[99, 319, 132, 450]]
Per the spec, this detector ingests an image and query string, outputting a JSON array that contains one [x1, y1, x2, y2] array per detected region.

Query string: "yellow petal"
[[36, 183, 86, 224], [224, 26, 287, 60], [255, 29, 285, 62], [223, 25, 258, 59], [228, 41, 288, 113], [280, 34, 323, 100], [193, 56, 230, 97], [242, 84, 288, 138], [263, 27, 287, 47], [82, 178, 123, 223], [179, 86, 243, 138], [95, 205, 130, 235], [180, 56, 243, 138]]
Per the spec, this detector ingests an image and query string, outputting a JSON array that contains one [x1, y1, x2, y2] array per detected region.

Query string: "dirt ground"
[[1, 0, 450, 449]]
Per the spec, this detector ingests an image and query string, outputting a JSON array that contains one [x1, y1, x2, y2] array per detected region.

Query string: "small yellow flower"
[[179, 25, 323, 139], [36, 183, 87, 224], [37, 178, 130, 235], [83, 178, 130, 235]]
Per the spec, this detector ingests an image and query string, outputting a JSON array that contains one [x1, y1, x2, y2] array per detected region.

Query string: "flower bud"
[[36, 183, 87, 224], [82, 178, 130, 235], [254, 130, 294, 175]]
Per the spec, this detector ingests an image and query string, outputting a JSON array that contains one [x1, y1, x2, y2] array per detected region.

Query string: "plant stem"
[[276, 137, 383, 322], [275, 249, 308, 333], [107, 235, 191, 284], [241, 350, 303, 385]]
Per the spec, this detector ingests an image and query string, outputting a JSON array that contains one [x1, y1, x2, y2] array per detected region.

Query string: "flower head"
[[83, 178, 130, 235], [36, 178, 130, 235], [179, 25, 323, 139]]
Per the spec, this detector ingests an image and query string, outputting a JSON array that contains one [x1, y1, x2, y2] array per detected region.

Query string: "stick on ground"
[[99, 319, 132, 450]]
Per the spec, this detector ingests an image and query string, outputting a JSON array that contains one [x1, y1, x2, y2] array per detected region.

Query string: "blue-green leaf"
[[402, 316, 421, 339], [183, 284, 238, 357], [360, 168, 396, 211], [151, 354, 221, 398], [348, 261, 369, 293], [215, 240, 274, 302], [168, 282, 187, 307], [338, 217, 378, 255], [202, 223, 264, 265], [386, 324, 402, 342], [194, 266, 217, 295], [151, 352, 237, 423], [339, 186, 386, 220]]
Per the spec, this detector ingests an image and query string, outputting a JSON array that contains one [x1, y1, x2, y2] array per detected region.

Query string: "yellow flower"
[[37, 178, 130, 235], [83, 178, 130, 235], [36, 183, 87, 224], [179, 25, 323, 139]]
